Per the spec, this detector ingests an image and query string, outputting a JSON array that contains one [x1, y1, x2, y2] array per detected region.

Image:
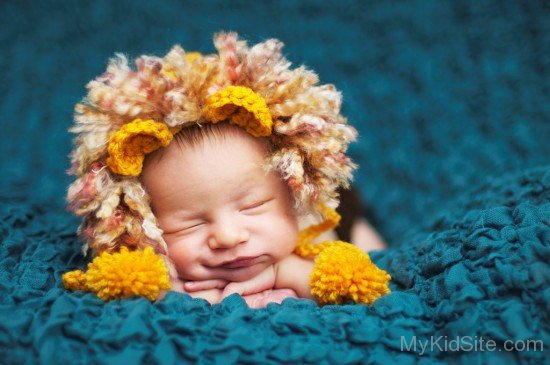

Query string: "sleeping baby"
[[141, 122, 314, 307], [63, 32, 390, 307]]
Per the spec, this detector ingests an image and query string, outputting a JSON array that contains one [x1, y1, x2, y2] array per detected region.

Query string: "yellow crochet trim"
[[203, 86, 273, 137], [294, 204, 391, 305], [62, 247, 171, 301], [106, 118, 182, 176]]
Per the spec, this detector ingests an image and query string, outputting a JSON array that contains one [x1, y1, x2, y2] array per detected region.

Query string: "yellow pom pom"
[[62, 270, 89, 291], [310, 242, 391, 305], [106, 118, 181, 176], [63, 247, 171, 301], [203, 86, 272, 137]]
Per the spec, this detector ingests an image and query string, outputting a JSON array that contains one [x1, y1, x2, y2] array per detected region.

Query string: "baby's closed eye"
[[182, 221, 206, 231], [164, 221, 205, 235], [239, 198, 274, 213]]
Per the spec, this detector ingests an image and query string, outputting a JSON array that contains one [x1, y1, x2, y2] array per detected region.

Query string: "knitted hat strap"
[[297, 204, 341, 246]]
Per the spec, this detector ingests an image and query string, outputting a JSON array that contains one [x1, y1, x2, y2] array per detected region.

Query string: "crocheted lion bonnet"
[[63, 32, 390, 304]]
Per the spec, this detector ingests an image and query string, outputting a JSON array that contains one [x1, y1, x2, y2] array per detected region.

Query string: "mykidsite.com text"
[[401, 336, 544, 356]]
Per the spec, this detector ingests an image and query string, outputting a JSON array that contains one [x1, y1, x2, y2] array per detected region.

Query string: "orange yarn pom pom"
[[62, 270, 88, 291], [294, 205, 391, 305], [62, 247, 171, 301], [310, 242, 391, 305]]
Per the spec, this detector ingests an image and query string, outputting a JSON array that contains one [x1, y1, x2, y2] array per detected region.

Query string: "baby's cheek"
[[269, 216, 298, 258], [166, 241, 199, 276]]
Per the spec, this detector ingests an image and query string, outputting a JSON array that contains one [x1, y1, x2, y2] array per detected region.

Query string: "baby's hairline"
[[145, 121, 274, 166]]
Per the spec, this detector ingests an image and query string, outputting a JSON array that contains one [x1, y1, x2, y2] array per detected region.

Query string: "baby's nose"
[[208, 220, 248, 249]]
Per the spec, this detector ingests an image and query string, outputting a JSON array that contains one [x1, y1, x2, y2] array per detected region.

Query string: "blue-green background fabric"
[[1, 1, 548, 364]]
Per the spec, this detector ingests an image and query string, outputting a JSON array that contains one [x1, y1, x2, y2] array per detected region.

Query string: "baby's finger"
[[184, 279, 228, 292], [221, 282, 245, 298], [185, 289, 222, 305], [221, 266, 276, 299], [243, 289, 298, 308]]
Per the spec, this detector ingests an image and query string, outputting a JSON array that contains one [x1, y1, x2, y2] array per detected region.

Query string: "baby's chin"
[[182, 260, 271, 282]]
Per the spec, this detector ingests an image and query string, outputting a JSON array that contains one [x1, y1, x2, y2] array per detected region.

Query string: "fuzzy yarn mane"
[[66, 32, 358, 271]]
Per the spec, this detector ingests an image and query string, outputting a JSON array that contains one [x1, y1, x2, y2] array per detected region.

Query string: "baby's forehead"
[[141, 129, 281, 196]]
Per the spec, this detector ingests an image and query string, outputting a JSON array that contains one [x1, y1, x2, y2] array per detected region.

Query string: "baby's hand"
[[219, 266, 297, 308], [182, 276, 296, 308], [173, 266, 298, 308], [242, 289, 298, 308], [171, 276, 228, 305], [221, 265, 276, 299]]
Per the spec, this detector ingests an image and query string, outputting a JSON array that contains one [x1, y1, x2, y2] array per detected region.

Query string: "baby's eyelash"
[[180, 222, 205, 232], [187, 222, 204, 228], [241, 199, 273, 211]]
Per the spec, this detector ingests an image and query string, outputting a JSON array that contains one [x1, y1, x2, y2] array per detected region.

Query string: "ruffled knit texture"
[[2, 167, 548, 364]]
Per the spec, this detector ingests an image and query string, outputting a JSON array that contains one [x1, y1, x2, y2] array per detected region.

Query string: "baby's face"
[[141, 128, 299, 282]]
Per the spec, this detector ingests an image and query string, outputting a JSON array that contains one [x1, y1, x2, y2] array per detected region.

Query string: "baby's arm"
[[274, 253, 317, 301]]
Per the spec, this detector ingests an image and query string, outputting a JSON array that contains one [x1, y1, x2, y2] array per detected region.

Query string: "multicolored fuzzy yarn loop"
[[106, 118, 182, 176], [161, 51, 203, 80], [203, 86, 273, 137]]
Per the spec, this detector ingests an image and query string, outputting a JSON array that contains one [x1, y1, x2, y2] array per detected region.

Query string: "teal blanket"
[[1, 1, 548, 363]]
